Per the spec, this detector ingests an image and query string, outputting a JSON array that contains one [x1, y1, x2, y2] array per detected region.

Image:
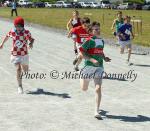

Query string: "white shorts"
[[80, 66, 104, 84], [119, 40, 132, 49], [10, 55, 29, 65]]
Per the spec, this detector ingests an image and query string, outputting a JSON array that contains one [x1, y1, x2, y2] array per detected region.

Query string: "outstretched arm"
[[28, 38, 34, 49], [0, 36, 9, 49], [111, 19, 116, 30], [66, 19, 72, 31]]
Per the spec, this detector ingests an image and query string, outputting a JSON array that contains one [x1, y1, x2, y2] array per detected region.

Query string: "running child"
[[117, 16, 134, 65], [79, 21, 111, 119], [111, 11, 124, 37], [67, 10, 82, 56], [0, 16, 34, 94], [68, 17, 91, 71]]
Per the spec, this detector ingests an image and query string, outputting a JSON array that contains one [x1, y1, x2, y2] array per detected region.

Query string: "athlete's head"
[[72, 10, 79, 18], [14, 16, 24, 32], [91, 21, 100, 36], [117, 11, 122, 19], [81, 17, 90, 29], [124, 16, 131, 24]]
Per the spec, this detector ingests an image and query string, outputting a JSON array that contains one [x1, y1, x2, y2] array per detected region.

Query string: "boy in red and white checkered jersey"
[[0, 16, 34, 94]]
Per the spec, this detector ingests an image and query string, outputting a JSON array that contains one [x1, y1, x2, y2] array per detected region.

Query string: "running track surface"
[[0, 19, 150, 131]]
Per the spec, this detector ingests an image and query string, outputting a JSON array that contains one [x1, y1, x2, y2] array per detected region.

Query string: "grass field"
[[0, 7, 150, 46]]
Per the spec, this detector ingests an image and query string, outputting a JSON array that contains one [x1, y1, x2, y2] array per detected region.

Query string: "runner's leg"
[[16, 63, 24, 94], [94, 78, 102, 119], [16, 63, 22, 87], [127, 44, 132, 62], [21, 64, 29, 73], [80, 78, 90, 91]]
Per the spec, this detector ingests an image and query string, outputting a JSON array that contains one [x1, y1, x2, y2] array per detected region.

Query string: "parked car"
[[32, 2, 45, 8], [45, 2, 52, 8], [88, 2, 100, 8], [18, 0, 32, 8], [54, 1, 71, 8], [142, 4, 150, 10], [4, 1, 12, 7], [133, 4, 143, 10], [70, 2, 82, 8], [110, 4, 118, 9], [100, 0, 111, 8], [117, 3, 133, 10], [78, 2, 91, 8]]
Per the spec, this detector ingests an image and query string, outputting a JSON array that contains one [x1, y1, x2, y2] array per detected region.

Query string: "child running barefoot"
[[0, 16, 34, 94], [117, 16, 134, 65], [79, 22, 111, 119]]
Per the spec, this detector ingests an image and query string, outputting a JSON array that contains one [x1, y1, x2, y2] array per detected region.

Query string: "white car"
[[117, 3, 133, 10], [4, 1, 12, 7], [89, 2, 100, 8], [99, 0, 110, 8], [78, 2, 91, 8], [45, 2, 52, 8], [18, 0, 32, 7], [54, 1, 71, 8]]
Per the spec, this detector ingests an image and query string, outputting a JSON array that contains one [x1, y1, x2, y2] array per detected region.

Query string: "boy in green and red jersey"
[[79, 22, 111, 119]]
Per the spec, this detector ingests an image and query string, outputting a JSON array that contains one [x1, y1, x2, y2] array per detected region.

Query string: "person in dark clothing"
[[11, 0, 18, 17]]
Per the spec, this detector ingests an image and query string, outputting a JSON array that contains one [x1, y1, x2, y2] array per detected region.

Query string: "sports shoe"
[[94, 110, 103, 120], [74, 66, 79, 72], [18, 86, 23, 94]]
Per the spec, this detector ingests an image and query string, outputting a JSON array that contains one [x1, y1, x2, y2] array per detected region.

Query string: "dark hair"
[[81, 17, 90, 24], [91, 21, 100, 27], [124, 15, 131, 20], [73, 10, 79, 15], [117, 11, 122, 15]]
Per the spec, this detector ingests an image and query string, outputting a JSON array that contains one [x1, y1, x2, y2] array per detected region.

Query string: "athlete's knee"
[[78, 53, 83, 59], [82, 87, 88, 91], [95, 85, 101, 93], [120, 49, 124, 54], [22, 65, 29, 73], [16, 65, 21, 72], [128, 48, 132, 52]]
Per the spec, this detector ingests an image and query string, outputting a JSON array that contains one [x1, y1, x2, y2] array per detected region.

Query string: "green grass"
[[0, 7, 150, 46]]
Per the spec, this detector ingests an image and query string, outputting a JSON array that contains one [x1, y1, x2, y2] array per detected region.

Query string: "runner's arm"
[[29, 38, 34, 49], [66, 19, 72, 31], [131, 31, 134, 39], [111, 19, 116, 30], [103, 53, 111, 62], [79, 43, 99, 65], [131, 27, 134, 39], [0, 36, 9, 49]]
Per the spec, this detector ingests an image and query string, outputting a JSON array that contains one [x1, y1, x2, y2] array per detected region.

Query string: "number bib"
[[72, 19, 78, 25], [81, 38, 85, 43], [125, 29, 131, 35], [15, 40, 23, 49], [95, 39, 103, 46]]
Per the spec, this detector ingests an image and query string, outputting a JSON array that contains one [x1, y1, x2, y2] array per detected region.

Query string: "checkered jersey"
[[7, 29, 34, 56]]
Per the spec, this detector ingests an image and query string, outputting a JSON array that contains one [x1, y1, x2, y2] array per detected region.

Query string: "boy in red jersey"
[[0, 17, 34, 94], [68, 17, 91, 71]]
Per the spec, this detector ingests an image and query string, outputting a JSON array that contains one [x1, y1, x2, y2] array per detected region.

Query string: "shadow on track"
[[26, 88, 71, 99], [100, 110, 150, 122]]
